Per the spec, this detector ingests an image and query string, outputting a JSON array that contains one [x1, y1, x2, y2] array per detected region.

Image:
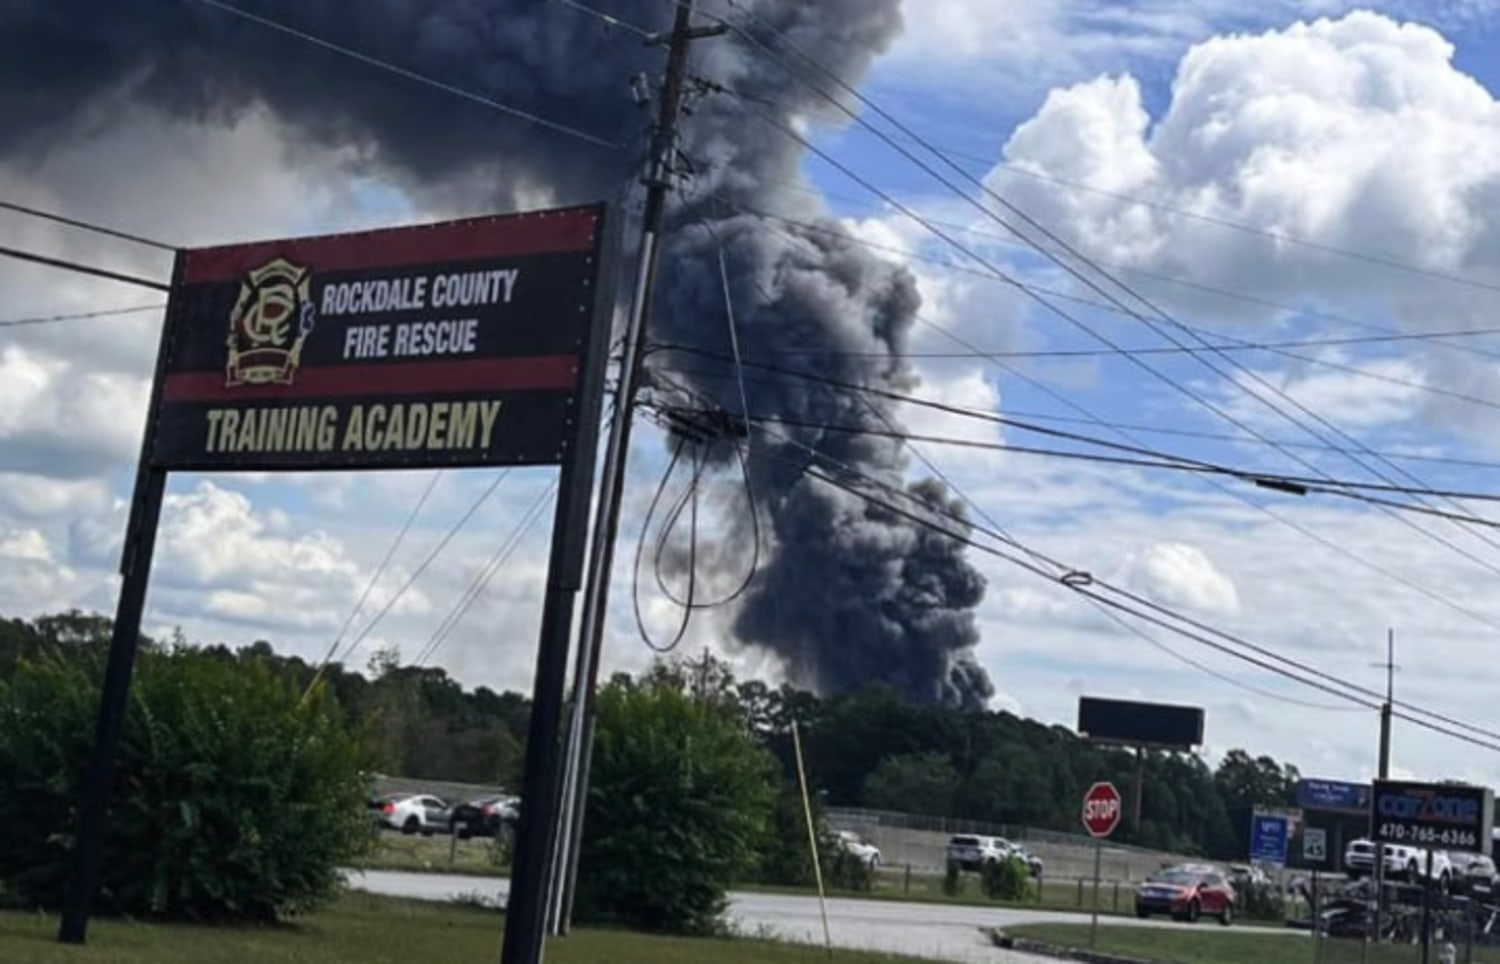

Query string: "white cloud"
[[1119, 542, 1241, 615]]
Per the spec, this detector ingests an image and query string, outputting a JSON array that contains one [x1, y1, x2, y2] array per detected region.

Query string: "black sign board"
[[149, 205, 605, 470], [1372, 780, 1495, 854], [1077, 696, 1205, 750]]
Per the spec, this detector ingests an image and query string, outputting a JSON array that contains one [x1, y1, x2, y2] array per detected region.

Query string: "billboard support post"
[[56, 469, 167, 943], [58, 250, 183, 945]]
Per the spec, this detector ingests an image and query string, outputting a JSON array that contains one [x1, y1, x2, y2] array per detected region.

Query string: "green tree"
[[0, 644, 374, 921], [575, 673, 775, 934], [862, 751, 959, 816]]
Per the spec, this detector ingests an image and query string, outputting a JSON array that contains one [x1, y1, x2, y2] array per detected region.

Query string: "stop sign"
[[1082, 781, 1122, 838]]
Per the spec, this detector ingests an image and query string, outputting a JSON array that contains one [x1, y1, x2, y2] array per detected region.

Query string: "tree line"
[[0, 611, 1303, 861]]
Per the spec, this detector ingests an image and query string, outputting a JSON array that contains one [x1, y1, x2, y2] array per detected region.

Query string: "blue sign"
[[1297, 778, 1370, 814], [1250, 814, 1290, 864]]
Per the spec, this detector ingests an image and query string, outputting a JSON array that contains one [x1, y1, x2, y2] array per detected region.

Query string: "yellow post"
[[791, 720, 834, 959]]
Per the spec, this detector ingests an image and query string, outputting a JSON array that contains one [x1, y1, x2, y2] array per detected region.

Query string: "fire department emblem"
[[225, 257, 318, 386]]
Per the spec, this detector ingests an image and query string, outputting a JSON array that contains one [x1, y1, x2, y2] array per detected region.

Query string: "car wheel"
[[456, 822, 472, 841], [1185, 899, 1201, 924], [1407, 860, 1420, 882], [1136, 908, 1150, 919], [1219, 904, 1233, 927], [402, 816, 419, 835]]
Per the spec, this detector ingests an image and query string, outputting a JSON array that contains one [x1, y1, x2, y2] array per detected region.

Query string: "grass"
[[353, 829, 509, 878], [745, 870, 1141, 917], [1008, 923, 1500, 964], [0, 890, 942, 964]]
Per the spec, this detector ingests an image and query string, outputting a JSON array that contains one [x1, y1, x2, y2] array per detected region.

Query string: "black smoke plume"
[[1, 0, 992, 708]]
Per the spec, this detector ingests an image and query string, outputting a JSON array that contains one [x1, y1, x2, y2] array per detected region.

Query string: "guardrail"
[[826, 806, 1192, 861]]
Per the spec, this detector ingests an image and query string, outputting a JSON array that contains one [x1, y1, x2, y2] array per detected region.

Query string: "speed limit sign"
[[1303, 827, 1327, 863]]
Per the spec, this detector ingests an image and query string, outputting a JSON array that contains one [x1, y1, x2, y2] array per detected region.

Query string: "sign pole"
[[58, 251, 183, 945], [56, 469, 168, 943], [501, 213, 618, 964], [1090, 837, 1102, 949]]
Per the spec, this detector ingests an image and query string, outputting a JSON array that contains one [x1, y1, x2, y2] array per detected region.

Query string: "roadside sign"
[[1251, 813, 1290, 864], [1082, 782, 1123, 838], [1303, 827, 1328, 863], [1372, 780, 1495, 854], [1297, 778, 1371, 815]]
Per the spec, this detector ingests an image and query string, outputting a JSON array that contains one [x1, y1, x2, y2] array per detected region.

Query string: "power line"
[[732, 194, 1500, 368], [0, 200, 177, 252], [188, 0, 622, 151], [0, 244, 171, 292], [305, 471, 444, 696], [753, 437, 1500, 751], [413, 479, 558, 668], [335, 469, 513, 663], [552, 0, 655, 38], [697, 245, 1366, 713], [651, 348, 1500, 508], [0, 303, 166, 329], [716, 22, 1500, 591]]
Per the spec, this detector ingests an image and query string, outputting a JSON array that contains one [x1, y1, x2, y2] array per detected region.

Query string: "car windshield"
[[1150, 871, 1198, 886], [949, 836, 980, 846]]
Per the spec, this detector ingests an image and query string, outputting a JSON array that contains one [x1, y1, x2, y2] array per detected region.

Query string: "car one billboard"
[[1371, 780, 1495, 854], [148, 204, 608, 471]]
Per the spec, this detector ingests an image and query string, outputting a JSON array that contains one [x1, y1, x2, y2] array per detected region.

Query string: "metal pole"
[[792, 721, 834, 959], [1131, 746, 1144, 837], [1090, 840, 1102, 948], [58, 250, 182, 945], [56, 469, 167, 943], [1422, 847, 1434, 964], [550, 0, 724, 935], [498, 210, 618, 964], [1374, 629, 1394, 943]]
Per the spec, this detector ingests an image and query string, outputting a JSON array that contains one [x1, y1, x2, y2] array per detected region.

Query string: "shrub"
[[982, 856, 1032, 902], [826, 848, 875, 892], [0, 645, 374, 921], [574, 676, 775, 934], [943, 859, 965, 897]]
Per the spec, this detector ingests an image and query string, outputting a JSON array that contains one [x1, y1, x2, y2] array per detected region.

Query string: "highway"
[[345, 869, 1301, 963]]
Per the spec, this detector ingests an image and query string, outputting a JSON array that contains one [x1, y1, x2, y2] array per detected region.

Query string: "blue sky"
[[10, 1, 1500, 784]]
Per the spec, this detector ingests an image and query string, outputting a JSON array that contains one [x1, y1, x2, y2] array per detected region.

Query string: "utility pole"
[[545, 0, 724, 938], [1372, 628, 1397, 941]]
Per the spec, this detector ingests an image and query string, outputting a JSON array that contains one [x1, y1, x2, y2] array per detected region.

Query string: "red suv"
[[1134, 867, 1236, 925]]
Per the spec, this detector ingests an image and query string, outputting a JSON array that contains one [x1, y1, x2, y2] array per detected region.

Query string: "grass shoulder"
[[0, 891, 945, 964]]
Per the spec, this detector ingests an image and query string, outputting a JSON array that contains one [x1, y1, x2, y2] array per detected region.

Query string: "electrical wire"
[[631, 437, 700, 653], [188, 0, 622, 150], [651, 347, 1500, 508], [0, 243, 171, 291], [331, 469, 513, 666], [742, 430, 1500, 748], [0, 303, 167, 328], [0, 200, 177, 253], [412, 478, 559, 668], [710, 7, 1500, 590], [552, 0, 656, 37], [303, 470, 444, 698]]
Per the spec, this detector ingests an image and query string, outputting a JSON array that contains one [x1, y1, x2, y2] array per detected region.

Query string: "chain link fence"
[[1303, 876, 1500, 964]]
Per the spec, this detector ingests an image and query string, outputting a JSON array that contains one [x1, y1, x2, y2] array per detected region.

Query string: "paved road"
[[345, 869, 1299, 963]]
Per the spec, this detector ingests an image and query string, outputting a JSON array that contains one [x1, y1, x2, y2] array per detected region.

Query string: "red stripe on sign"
[[159, 355, 579, 403], [182, 206, 600, 284]]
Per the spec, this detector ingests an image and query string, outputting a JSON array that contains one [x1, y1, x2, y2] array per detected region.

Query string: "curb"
[[984, 928, 1154, 964]]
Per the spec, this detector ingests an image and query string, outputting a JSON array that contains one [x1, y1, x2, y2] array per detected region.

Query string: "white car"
[[835, 830, 882, 867], [370, 792, 453, 836], [1344, 838, 1453, 888]]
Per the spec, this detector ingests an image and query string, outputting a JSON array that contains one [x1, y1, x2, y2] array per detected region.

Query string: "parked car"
[[1135, 867, 1237, 925], [946, 835, 1009, 872], [834, 830, 882, 867], [945, 835, 1042, 877], [370, 792, 452, 836], [1344, 838, 1453, 889], [1449, 853, 1499, 895], [450, 795, 519, 839]]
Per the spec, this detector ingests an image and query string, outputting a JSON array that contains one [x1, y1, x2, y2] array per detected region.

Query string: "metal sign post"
[[53, 205, 617, 959], [1081, 782, 1122, 949]]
